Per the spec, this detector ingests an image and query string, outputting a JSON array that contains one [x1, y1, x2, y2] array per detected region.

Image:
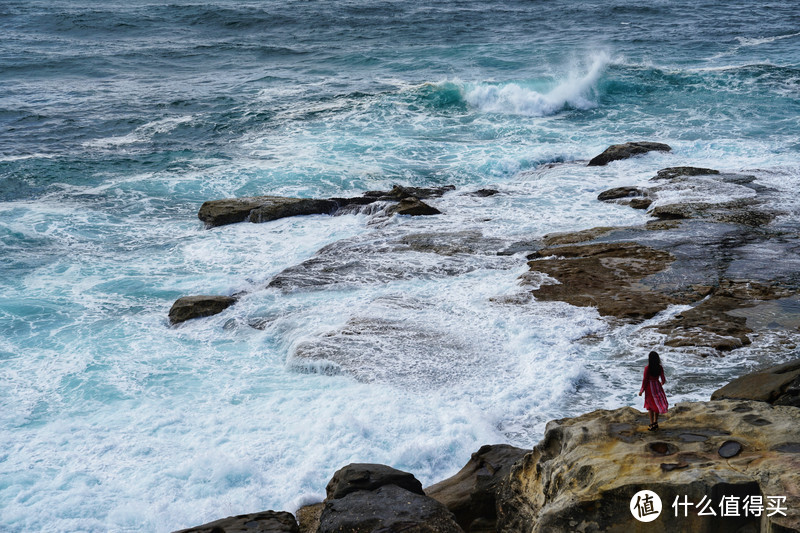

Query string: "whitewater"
[[2, 1, 800, 531]]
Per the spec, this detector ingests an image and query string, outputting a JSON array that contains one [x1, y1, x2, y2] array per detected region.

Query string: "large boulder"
[[712, 359, 800, 407], [497, 400, 800, 532], [425, 444, 528, 532], [318, 464, 462, 533], [168, 295, 237, 325], [587, 142, 671, 166], [326, 463, 425, 500], [173, 510, 299, 533], [319, 484, 463, 533]]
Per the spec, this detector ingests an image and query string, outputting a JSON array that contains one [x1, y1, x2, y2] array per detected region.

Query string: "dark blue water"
[[2, 1, 799, 531]]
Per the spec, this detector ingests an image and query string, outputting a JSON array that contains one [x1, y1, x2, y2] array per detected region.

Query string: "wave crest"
[[465, 52, 610, 116]]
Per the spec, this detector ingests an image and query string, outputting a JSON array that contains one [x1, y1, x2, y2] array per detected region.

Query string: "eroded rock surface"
[[497, 400, 800, 533]]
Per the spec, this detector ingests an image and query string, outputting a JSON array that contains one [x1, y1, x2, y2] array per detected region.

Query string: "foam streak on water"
[[2, 0, 800, 531]]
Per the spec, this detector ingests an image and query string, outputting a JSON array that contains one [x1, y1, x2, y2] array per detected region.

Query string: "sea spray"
[[464, 52, 611, 116]]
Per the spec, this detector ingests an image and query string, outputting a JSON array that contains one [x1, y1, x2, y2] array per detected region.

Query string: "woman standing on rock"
[[639, 351, 668, 431]]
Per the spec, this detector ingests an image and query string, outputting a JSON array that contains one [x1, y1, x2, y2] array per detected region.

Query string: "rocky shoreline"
[[175, 360, 800, 533], [170, 143, 800, 531], [169, 142, 800, 356]]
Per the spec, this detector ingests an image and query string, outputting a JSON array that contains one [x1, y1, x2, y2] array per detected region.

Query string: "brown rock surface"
[[526, 242, 684, 321], [712, 359, 800, 407], [497, 400, 800, 533], [295, 503, 323, 533], [173, 510, 299, 533], [425, 444, 527, 533]]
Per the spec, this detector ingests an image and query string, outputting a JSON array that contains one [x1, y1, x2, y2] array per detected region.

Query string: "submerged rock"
[[587, 141, 671, 166], [497, 400, 800, 533], [712, 358, 800, 407], [425, 444, 528, 533], [173, 510, 299, 533], [168, 295, 237, 325]]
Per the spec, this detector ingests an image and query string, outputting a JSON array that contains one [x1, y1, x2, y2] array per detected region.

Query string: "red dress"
[[640, 365, 668, 414]]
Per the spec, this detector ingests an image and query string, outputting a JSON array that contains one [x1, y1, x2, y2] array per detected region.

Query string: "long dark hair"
[[647, 351, 662, 378]]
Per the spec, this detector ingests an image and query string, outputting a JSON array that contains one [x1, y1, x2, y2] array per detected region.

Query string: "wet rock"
[[363, 184, 455, 201], [173, 511, 299, 533], [587, 141, 671, 166], [541, 227, 619, 246], [326, 463, 425, 500], [198, 196, 340, 228], [649, 200, 775, 226], [628, 197, 653, 209], [197, 185, 454, 228], [712, 359, 800, 407], [597, 186, 648, 202], [657, 295, 753, 351], [651, 166, 721, 181], [497, 400, 800, 533], [525, 242, 683, 321], [467, 188, 500, 197], [169, 295, 237, 325], [386, 196, 442, 216], [425, 444, 528, 533]]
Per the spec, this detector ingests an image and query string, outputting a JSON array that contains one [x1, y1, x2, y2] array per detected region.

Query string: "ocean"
[[1, 1, 800, 531]]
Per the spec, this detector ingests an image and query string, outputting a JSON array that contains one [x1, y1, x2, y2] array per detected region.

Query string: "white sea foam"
[[83, 116, 195, 148], [465, 52, 610, 116], [736, 31, 800, 47]]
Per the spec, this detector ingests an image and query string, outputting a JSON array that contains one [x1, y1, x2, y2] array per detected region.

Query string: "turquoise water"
[[2, 1, 800, 531]]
